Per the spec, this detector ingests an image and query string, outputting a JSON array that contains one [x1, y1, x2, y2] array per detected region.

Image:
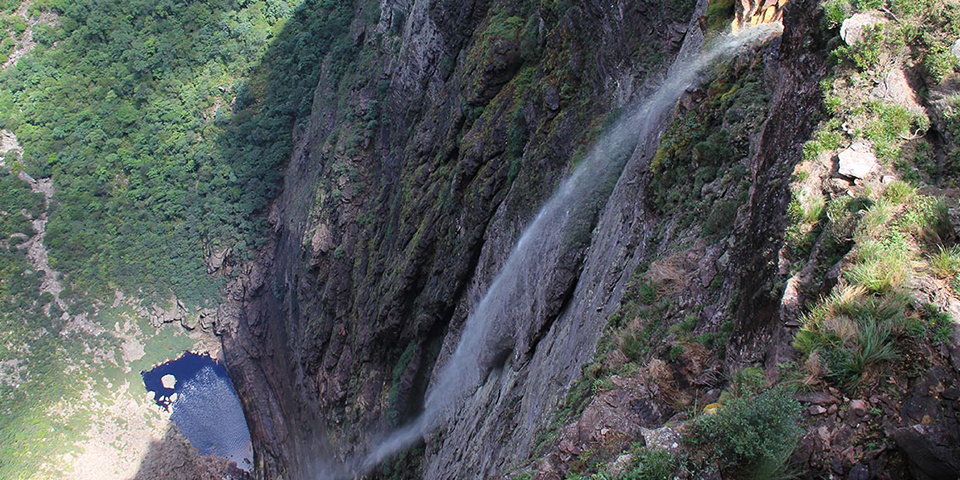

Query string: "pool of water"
[[142, 352, 253, 471]]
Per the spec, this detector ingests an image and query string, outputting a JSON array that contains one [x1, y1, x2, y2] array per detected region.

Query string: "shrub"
[[621, 448, 678, 480], [836, 24, 889, 71], [821, 0, 852, 27], [704, 199, 739, 236], [705, 0, 736, 33], [688, 386, 802, 474], [924, 43, 957, 84]]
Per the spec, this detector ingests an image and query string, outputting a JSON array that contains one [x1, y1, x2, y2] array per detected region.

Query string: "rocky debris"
[[205, 247, 230, 274], [0, 129, 20, 164], [1, 0, 60, 71], [533, 375, 673, 479], [809, 405, 828, 415], [837, 142, 879, 179], [840, 13, 888, 46], [161, 374, 177, 389], [796, 392, 840, 406], [849, 399, 867, 416], [137, 296, 217, 332]]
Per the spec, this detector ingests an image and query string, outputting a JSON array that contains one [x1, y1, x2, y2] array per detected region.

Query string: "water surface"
[[142, 352, 253, 471]]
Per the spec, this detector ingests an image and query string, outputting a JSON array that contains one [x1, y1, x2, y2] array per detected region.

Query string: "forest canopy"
[[0, 0, 357, 307]]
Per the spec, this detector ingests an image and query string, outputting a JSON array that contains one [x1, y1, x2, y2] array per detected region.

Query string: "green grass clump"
[[688, 386, 802, 476], [863, 102, 929, 162], [897, 195, 952, 245], [882, 180, 917, 204], [793, 286, 905, 385], [924, 42, 958, 84], [928, 245, 960, 280], [845, 233, 912, 293], [801, 125, 844, 160]]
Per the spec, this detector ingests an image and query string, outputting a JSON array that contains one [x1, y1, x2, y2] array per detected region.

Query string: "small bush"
[[704, 200, 739, 236], [924, 43, 957, 84], [822, 0, 852, 27], [621, 448, 678, 480], [836, 24, 889, 72], [802, 127, 843, 160], [688, 386, 802, 474]]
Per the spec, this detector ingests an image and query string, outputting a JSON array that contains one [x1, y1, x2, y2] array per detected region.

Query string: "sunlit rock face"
[[733, 0, 788, 30]]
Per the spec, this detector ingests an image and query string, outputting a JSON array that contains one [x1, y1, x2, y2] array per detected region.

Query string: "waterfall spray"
[[318, 23, 781, 479]]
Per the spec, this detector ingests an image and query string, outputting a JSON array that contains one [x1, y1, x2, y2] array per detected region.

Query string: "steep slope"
[[218, 0, 960, 478]]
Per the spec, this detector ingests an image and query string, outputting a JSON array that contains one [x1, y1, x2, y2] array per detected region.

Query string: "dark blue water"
[[142, 352, 253, 470]]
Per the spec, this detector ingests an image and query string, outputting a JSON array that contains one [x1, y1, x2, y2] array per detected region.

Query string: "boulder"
[[837, 142, 879, 179], [890, 424, 960, 479], [840, 13, 887, 45], [640, 424, 683, 451], [161, 374, 177, 389]]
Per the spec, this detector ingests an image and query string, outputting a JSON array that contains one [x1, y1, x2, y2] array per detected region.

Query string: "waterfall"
[[317, 23, 781, 480]]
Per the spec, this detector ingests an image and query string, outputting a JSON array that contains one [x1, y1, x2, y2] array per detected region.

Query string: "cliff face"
[[222, 0, 712, 476], [212, 0, 958, 477]]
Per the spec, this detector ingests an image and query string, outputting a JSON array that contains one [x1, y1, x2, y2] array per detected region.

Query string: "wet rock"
[[544, 86, 559, 111], [837, 142, 878, 179], [310, 224, 336, 256]]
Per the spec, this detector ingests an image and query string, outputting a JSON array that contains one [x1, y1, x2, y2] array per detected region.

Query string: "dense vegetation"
[[0, 0, 364, 476], [0, 0, 357, 307]]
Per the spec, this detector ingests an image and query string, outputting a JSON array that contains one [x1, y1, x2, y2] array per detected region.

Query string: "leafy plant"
[[688, 386, 802, 476]]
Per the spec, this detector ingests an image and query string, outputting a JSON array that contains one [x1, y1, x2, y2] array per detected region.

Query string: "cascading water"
[[318, 24, 781, 479]]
